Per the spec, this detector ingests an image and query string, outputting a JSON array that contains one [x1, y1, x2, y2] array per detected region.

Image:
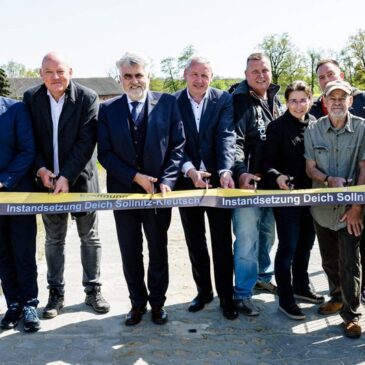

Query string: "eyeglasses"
[[326, 96, 349, 104], [288, 98, 310, 105]]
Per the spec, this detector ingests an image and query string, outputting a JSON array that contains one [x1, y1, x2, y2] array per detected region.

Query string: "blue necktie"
[[131, 101, 140, 123]]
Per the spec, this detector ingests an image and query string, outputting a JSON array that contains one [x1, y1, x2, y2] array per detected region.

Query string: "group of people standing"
[[0, 50, 364, 340]]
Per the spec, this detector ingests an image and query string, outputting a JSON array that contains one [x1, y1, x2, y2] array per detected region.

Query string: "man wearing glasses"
[[305, 80, 365, 339]]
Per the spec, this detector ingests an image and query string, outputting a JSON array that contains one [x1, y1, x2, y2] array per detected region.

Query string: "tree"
[[160, 45, 196, 93], [306, 49, 322, 94], [1, 60, 38, 77], [347, 29, 365, 70], [0, 68, 10, 96], [258, 33, 304, 87]]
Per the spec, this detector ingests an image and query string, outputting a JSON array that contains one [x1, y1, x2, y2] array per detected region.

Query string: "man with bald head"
[[23, 52, 110, 318]]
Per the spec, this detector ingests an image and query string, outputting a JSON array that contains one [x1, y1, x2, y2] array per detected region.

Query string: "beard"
[[124, 86, 146, 101], [328, 109, 347, 124]]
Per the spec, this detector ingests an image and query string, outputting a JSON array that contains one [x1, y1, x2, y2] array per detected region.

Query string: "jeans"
[[233, 207, 275, 299], [314, 221, 362, 322], [273, 206, 315, 305], [0, 215, 38, 307], [43, 211, 101, 294]]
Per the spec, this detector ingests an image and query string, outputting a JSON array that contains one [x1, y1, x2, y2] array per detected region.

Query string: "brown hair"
[[315, 59, 340, 73], [284, 80, 312, 101]]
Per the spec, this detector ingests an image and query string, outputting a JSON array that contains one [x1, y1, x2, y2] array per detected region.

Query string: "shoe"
[[255, 281, 277, 294], [188, 293, 214, 312], [343, 321, 362, 339], [125, 307, 147, 326], [0, 303, 23, 330], [220, 298, 238, 320], [317, 300, 343, 315], [85, 286, 110, 313], [294, 290, 325, 304], [278, 303, 306, 320], [361, 287, 365, 303], [151, 306, 168, 325], [235, 298, 259, 316], [23, 305, 41, 333], [43, 288, 64, 319]]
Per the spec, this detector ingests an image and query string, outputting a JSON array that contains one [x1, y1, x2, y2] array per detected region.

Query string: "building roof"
[[9, 77, 122, 99]]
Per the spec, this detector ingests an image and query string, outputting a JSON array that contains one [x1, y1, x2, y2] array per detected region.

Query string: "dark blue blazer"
[[175, 87, 235, 188], [98, 92, 185, 193], [0, 97, 35, 191]]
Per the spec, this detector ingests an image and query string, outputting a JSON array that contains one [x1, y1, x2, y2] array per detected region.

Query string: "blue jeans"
[[233, 207, 275, 299], [274, 207, 315, 305], [43, 212, 102, 294]]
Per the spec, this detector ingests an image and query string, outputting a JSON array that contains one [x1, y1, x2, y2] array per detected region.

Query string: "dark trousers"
[[0, 215, 38, 307], [179, 206, 233, 300], [274, 206, 315, 305], [360, 217, 365, 288], [314, 221, 361, 322], [113, 208, 171, 308]]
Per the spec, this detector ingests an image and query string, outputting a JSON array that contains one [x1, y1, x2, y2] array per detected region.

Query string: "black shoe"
[[235, 298, 259, 316], [151, 306, 168, 325], [220, 298, 238, 320], [188, 293, 214, 312], [23, 305, 41, 333], [278, 303, 305, 320], [43, 288, 64, 319], [0, 303, 23, 330], [294, 290, 325, 304], [125, 307, 147, 326], [85, 286, 110, 313]]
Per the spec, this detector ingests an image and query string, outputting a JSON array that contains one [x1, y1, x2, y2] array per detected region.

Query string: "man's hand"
[[340, 205, 364, 236], [220, 171, 235, 189], [53, 176, 69, 194], [276, 175, 291, 190], [187, 168, 212, 188], [238, 173, 260, 189], [327, 176, 351, 188], [133, 173, 158, 194], [159, 183, 171, 197], [38, 167, 57, 190]]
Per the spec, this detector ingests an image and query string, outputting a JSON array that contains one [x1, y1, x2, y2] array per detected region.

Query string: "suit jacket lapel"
[[58, 82, 77, 134], [179, 89, 199, 143], [199, 88, 216, 143], [145, 91, 161, 150], [117, 95, 135, 156]]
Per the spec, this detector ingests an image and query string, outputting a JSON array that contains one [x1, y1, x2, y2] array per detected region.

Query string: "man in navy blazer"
[[0, 97, 40, 332], [98, 52, 185, 326], [175, 56, 237, 319]]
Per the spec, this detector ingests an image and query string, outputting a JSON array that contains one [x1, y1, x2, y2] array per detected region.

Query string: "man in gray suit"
[[23, 52, 109, 318]]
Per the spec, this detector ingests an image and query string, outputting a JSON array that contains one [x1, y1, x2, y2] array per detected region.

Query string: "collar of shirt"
[[186, 88, 209, 107], [47, 89, 65, 106], [127, 95, 147, 114], [186, 88, 209, 127], [323, 112, 354, 134]]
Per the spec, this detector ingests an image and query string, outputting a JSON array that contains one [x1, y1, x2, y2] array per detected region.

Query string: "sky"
[[1, 0, 365, 79]]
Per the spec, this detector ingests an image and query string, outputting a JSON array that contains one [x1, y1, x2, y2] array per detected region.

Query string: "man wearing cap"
[[311, 59, 365, 303], [304, 80, 365, 339]]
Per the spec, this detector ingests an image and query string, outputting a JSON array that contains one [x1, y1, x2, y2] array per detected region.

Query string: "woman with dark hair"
[[263, 80, 324, 320]]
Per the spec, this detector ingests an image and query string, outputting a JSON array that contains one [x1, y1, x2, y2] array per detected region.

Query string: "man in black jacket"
[[232, 52, 284, 316], [24, 52, 109, 319], [310, 59, 365, 303]]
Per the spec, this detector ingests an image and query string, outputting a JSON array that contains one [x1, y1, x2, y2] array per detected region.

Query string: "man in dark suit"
[[23, 52, 109, 319], [98, 52, 185, 326], [175, 56, 238, 320], [0, 96, 40, 332]]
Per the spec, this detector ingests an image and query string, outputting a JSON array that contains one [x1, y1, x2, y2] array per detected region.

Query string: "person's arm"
[[340, 160, 365, 236]]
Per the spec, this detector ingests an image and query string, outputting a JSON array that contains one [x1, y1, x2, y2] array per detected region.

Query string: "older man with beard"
[[305, 80, 365, 339], [98, 52, 185, 326]]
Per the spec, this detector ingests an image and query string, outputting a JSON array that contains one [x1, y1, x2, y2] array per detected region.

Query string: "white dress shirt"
[[182, 90, 208, 175], [47, 90, 65, 175]]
